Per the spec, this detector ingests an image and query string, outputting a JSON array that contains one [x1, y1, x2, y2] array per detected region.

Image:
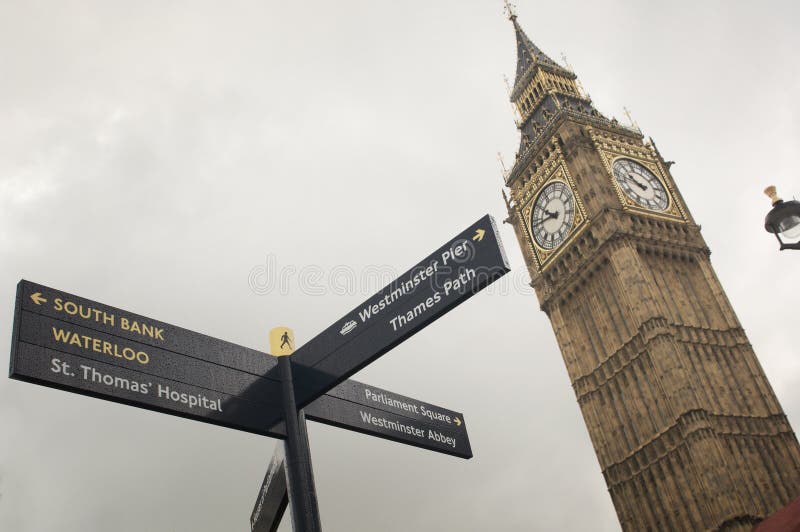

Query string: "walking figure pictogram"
[[280, 331, 291, 350]]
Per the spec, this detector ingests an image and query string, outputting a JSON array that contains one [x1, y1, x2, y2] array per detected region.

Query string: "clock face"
[[612, 158, 669, 211], [530, 181, 575, 250]]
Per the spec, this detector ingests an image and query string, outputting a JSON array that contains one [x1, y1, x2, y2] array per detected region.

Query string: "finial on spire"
[[497, 152, 510, 181], [503, 0, 517, 20], [503, 75, 522, 126], [501, 189, 515, 224], [560, 52, 574, 72], [623, 106, 642, 133]]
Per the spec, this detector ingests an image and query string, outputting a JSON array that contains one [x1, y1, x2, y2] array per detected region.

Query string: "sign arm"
[[251, 445, 289, 532]]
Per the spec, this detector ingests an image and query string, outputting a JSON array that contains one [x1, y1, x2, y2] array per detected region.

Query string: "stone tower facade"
[[501, 12, 800, 531]]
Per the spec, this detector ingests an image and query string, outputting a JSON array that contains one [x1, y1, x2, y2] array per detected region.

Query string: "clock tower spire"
[[502, 13, 800, 531]]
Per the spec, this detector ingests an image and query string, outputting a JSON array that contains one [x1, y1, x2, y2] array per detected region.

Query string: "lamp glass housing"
[[779, 216, 800, 240], [765, 198, 800, 249]]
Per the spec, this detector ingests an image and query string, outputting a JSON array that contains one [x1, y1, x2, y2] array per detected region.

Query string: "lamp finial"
[[764, 185, 782, 206]]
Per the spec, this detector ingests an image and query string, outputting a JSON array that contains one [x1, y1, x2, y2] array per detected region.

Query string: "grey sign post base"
[[279, 355, 322, 532]]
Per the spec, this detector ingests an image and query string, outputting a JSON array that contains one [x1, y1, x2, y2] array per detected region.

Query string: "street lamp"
[[764, 186, 800, 250]]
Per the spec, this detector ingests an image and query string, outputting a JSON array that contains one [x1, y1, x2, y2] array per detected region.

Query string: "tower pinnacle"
[[508, 13, 572, 100], [503, 0, 517, 20], [504, 12, 602, 185]]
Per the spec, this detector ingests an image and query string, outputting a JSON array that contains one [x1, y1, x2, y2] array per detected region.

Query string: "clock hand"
[[544, 209, 560, 219], [628, 176, 648, 191], [533, 214, 556, 230]]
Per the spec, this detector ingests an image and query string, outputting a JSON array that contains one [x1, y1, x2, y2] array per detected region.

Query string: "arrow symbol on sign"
[[472, 229, 485, 242], [454, 417, 462, 426], [30, 292, 47, 306]]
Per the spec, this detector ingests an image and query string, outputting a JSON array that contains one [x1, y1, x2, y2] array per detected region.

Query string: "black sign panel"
[[290, 214, 509, 408], [305, 380, 471, 458], [10, 280, 473, 455], [251, 446, 288, 532], [14, 280, 277, 374], [10, 280, 288, 437]]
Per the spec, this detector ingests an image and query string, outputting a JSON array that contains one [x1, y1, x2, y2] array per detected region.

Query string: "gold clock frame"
[[601, 152, 686, 221], [519, 163, 587, 269], [588, 126, 687, 222]]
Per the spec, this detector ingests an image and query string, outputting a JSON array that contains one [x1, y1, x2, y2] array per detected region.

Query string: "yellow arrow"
[[472, 229, 485, 242], [454, 417, 462, 427], [30, 292, 47, 306]]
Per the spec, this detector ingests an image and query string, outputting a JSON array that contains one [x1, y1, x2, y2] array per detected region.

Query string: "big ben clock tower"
[[502, 9, 800, 531]]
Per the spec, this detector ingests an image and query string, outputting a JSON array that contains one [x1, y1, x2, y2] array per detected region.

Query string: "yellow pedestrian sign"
[[269, 327, 295, 356]]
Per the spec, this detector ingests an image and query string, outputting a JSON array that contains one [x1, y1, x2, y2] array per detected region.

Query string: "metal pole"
[[279, 355, 322, 532]]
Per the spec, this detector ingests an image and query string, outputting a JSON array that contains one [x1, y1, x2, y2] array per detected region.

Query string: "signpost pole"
[[272, 327, 322, 532], [279, 357, 322, 532]]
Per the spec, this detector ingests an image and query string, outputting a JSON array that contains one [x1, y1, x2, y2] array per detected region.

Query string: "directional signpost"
[[8, 214, 510, 531], [11, 281, 472, 457], [10, 281, 474, 457]]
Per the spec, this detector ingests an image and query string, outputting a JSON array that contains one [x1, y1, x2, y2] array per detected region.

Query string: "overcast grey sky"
[[1, 1, 799, 531]]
